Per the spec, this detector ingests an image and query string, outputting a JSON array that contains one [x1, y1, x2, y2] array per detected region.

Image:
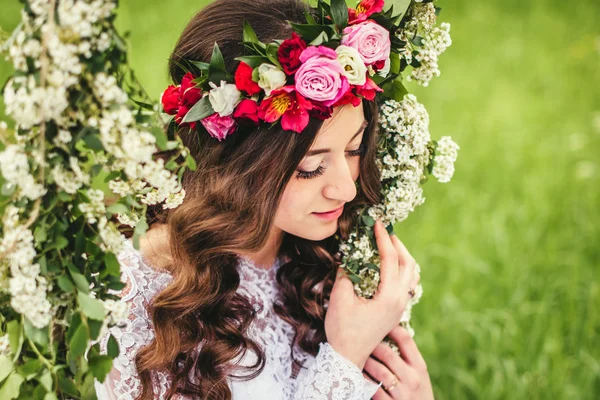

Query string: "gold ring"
[[408, 288, 416, 298], [383, 375, 399, 391]]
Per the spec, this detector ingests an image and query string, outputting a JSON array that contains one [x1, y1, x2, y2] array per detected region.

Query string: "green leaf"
[[104, 252, 121, 277], [330, 0, 349, 27], [16, 358, 41, 380], [68, 265, 90, 294], [88, 319, 104, 341], [82, 133, 105, 151], [411, 35, 425, 47], [309, 31, 329, 46], [361, 214, 376, 227], [188, 60, 210, 71], [132, 215, 149, 249], [55, 235, 69, 250], [150, 126, 168, 151], [69, 323, 88, 358], [24, 318, 49, 347], [364, 262, 380, 271], [0, 372, 24, 399], [265, 43, 283, 69], [234, 55, 269, 69], [186, 154, 197, 170], [106, 203, 129, 216], [0, 355, 12, 382], [107, 335, 119, 358], [208, 42, 233, 84], [77, 291, 107, 321], [391, 0, 412, 18], [348, 273, 361, 284], [390, 52, 401, 75], [242, 20, 260, 45], [38, 371, 53, 392], [289, 22, 335, 43], [57, 375, 78, 397], [1, 182, 16, 197], [89, 355, 113, 383], [57, 274, 75, 292], [382, 78, 408, 102], [6, 321, 22, 361], [181, 96, 214, 124]]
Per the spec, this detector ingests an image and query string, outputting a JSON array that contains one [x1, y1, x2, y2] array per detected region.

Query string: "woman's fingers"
[[390, 234, 416, 284], [374, 219, 400, 286], [330, 268, 357, 304], [371, 342, 412, 380], [364, 353, 417, 399], [387, 326, 427, 370]]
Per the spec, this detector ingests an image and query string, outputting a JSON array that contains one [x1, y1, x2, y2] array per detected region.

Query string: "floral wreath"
[[161, 0, 421, 140]]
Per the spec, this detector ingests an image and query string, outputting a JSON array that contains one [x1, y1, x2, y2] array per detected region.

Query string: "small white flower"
[[257, 64, 286, 96], [336, 45, 367, 85], [208, 80, 241, 117]]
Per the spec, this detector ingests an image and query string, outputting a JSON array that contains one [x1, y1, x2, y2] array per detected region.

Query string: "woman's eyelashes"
[[296, 145, 367, 180]]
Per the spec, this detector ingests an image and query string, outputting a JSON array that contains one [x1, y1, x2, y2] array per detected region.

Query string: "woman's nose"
[[322, 158, 357, 202]]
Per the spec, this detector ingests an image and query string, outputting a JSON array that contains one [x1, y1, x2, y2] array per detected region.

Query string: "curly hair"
[[132, 0, 382, 398]]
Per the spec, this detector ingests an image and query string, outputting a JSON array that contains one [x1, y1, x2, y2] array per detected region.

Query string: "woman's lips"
[[312, 205, 344, 221]]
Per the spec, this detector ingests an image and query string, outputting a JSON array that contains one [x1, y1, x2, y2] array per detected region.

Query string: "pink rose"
[[200, 113, 237, 141], [294, 46, 350, 107], [341, 21, 391, 66]]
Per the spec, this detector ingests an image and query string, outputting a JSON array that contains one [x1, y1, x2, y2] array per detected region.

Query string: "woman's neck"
[[241, 225, 286, 270]]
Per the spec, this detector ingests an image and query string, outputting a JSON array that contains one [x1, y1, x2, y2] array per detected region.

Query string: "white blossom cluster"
[[338, 91, 459, 336], [0, 0, 188, 335], [0, 145, 47, 200], [0, 206, 53, 328], [397, 1, 452, 87], [78, 188, 107, 224], [432, 136, 460, 183]]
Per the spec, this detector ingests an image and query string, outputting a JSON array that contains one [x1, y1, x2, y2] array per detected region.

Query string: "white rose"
[[208, 80, 241, 117], [257, 64, 286, 96], [336, 45, 367, 86]]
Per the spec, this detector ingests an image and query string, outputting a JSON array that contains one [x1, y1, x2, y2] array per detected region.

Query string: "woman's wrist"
[[326, 341, 367, 370]]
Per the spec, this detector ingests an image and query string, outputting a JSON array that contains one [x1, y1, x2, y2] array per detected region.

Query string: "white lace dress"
[[94, 239, 381, 399]]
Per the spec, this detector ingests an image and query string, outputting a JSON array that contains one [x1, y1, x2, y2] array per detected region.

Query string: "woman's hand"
[[325, 219, 420, 370], [363, 326, 434, 400]]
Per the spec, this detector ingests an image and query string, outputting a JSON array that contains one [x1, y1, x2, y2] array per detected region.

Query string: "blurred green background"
[[1, 0, 599, 399]]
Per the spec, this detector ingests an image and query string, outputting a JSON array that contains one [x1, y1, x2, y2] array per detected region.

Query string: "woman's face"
[[275, 101, 368, 241]]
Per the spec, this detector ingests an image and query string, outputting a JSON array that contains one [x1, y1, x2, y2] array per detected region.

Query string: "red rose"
[[161, 85, 180, 115], [175, 72, 203, 128], [333, 90, 362, 108], [235, 62, 261, 95], [373, 59, 386, 71], [278, 32, 307, 75], [309, 102, 334, 120], [233, 99, 260, 124]]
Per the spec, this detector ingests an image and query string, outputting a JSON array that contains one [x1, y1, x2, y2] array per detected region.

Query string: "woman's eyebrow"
[[305, 120, 368, 157]]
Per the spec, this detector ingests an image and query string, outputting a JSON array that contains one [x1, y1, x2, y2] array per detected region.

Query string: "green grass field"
[[1, 1, 599, 399]]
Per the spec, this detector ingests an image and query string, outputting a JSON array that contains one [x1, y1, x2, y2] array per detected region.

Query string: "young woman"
[[95, 0, 434, 399]]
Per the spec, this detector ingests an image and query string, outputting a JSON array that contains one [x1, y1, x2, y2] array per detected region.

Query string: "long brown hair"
[[134, 0, 382, 398]]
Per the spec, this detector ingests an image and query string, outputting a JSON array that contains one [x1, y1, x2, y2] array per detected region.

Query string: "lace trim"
[[293, 342, 381, 400]]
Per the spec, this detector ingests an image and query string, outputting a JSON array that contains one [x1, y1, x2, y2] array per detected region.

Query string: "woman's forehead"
[[316, 103, 366, 145]]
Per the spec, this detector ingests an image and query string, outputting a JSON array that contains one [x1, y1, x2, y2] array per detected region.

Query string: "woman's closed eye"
[[296, 145, 367, 180]]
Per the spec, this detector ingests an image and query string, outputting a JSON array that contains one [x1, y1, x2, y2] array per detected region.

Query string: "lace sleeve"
[[93, 241, 176, 400], [292, 342, 381, 400]]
